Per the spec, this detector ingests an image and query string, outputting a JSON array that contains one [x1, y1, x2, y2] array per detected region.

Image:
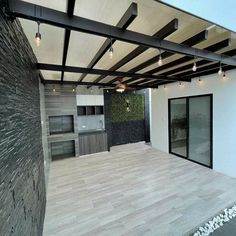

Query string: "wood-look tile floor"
[[43, 143, 236, 236]]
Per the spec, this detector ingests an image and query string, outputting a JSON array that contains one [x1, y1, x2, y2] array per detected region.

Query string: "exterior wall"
[[39, 83, 50, 188], [150, 70, 236, 178], [0, 12, 46, 236]]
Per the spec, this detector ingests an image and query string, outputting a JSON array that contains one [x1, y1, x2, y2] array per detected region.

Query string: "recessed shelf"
[[77, 106, 104, 116]]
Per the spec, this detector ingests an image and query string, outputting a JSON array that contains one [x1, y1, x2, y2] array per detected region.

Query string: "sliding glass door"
[[169, 94, 212, 168], [169, 98, 187, 157]]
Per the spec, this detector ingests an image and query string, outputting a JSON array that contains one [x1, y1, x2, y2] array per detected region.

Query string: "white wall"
[[151, 69, 236, 178]]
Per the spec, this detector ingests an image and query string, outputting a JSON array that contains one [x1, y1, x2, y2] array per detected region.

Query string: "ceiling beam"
[[170, 49, 236, 78], [61, 0, 76, 83], [148, 38, 231, 75], [92, 18, 179, 84], [145, 49, 236, 87], [7, 1, 236, 66], [130, 38, 230, 85], [79, 2, 137, 82], [41, 79, 159, 89], [37, 63, 190, 82], [123, 30, 208, 84]]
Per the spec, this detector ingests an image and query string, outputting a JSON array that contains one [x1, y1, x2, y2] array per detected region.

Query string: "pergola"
[[5, 0, 236, 89]]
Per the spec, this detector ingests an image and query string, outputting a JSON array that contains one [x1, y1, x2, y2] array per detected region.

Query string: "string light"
[[35, 21, 41, 47]]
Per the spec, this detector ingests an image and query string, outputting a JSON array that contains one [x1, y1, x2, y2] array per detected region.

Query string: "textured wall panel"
[[0, 11, 46, 236], [44, 84, 79, 159]]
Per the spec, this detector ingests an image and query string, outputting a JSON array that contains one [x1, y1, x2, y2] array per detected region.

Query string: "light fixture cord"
[[37, 21, 40, 33]]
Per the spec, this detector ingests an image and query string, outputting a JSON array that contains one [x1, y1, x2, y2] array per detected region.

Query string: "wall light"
[[223, 72, 229, 80]]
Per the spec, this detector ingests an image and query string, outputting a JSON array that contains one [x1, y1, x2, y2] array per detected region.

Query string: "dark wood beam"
[[61, 0, 75, 82], [92, 18, 178, 84], [7, 1, 236, 65], [79, 2, 137, 82], [41, 79, 159, 89], [37, 63, 190, 82]]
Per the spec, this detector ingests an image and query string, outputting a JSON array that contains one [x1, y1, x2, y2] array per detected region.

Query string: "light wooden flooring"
[[43, 143, 236, 236]]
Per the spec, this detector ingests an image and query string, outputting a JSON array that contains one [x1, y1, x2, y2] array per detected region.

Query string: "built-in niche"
[[77, 106, 104, 116], [49, 115, 74, 135], [51, 140, 75, 160]]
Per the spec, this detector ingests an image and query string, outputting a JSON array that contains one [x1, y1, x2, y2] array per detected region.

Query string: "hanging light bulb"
[[158, 49, 163, 66], [72, 88, 75, 92], [109, 38, 113, 59], [192, 60, 197, 72], [52, 88, 56, 92], [35, 21, 41, 47], [218, 62, 223, 75]]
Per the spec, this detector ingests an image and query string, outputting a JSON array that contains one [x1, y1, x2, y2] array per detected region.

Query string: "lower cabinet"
[[79, 132, 108, 155]]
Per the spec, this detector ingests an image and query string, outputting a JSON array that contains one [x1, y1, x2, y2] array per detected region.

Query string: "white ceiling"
[[19, 0, 235, 84]]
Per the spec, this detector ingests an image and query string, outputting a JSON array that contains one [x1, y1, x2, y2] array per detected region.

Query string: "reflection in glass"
[[170, 99, 187, 157], [189, 96, 211, 166]]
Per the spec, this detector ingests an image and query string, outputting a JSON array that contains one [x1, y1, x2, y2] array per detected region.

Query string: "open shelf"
[[77, 106, 104, 116], [86, 106, 96, 115], [95, 106, 104, 115], [77, 106, 86, 116]]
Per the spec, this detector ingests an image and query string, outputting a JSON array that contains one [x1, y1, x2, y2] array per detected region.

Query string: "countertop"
[[78, 129, 106, 135]]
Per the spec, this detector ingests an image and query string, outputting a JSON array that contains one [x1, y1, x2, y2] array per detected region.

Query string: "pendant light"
[[109, 38, 114, 59], [218, 62, 223, 75], [192, 57, 197, 72], [35, 21, 41, 47], [158, 49, 163, 66]]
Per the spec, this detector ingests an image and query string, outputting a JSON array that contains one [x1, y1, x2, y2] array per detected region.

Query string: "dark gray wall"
[[0, 11, 46, 236]]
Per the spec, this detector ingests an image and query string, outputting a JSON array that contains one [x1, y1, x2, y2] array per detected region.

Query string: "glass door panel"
[[188, 96, 211, 166], [170, 99, 187, 157]]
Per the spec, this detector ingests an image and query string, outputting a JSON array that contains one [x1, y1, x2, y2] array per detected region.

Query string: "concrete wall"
[[150, 70, 236, 178], [0, 12, 46, 236]]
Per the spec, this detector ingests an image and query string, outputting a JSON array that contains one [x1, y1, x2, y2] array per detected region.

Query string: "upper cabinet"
[[76, 95, 104, 106]]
